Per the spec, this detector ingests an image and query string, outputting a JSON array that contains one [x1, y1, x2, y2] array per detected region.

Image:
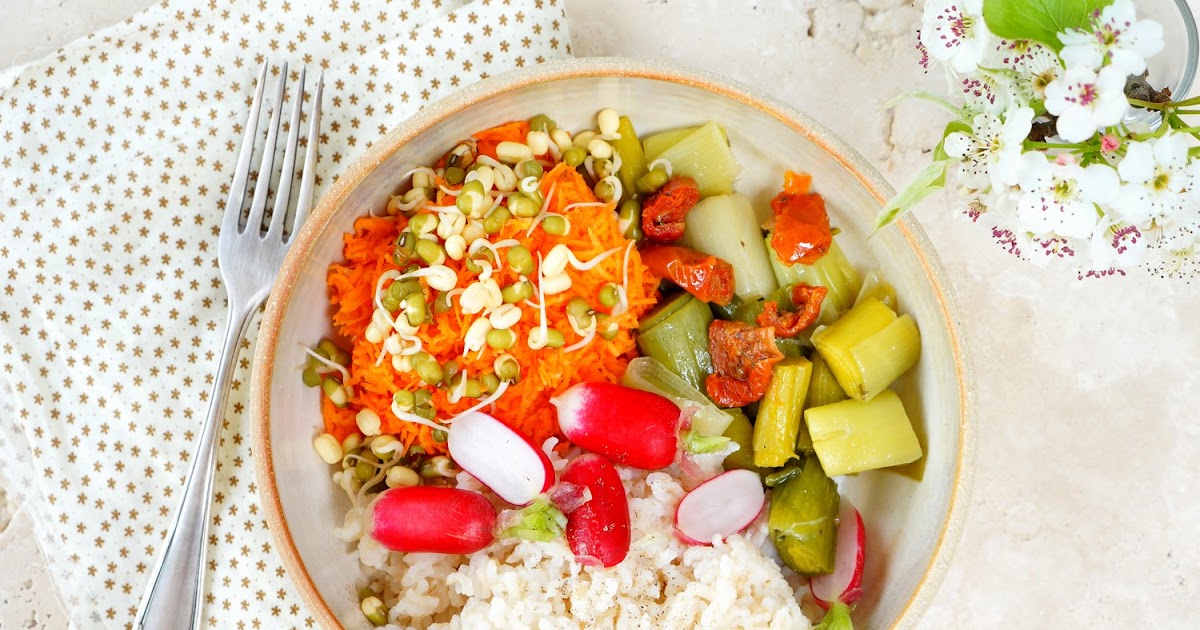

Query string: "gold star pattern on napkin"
[[0, 0, 571, 627]]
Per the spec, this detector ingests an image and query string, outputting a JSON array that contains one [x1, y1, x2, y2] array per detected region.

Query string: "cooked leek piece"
[[805, 351, 848, 409], [721, 408, 767, 475], [643, 126, 700, 161], [775, 337, 808, 358], [638, 288, 689, 331], [680, 194, 779, 299], [795, 347, 844, 452], [622, 356, 734, 436], [636, 293, 714, 391], [642, 124, 729, 161], [732, 295, 767, 326], [803, 389, 922, 476], [752, 357, 813, 468], [796, 419, 814, 453], [811, 297, 920, 400], [613, 115, 647, 202], [769, 454, 839, 575], [653, 121, 741, 196], [709, 293, 743, 321], [767, 237, 861, 315], [854, 269, 898, 312]]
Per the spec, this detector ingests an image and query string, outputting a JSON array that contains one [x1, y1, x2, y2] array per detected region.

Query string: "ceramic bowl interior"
[[252, 58, 974, 630]]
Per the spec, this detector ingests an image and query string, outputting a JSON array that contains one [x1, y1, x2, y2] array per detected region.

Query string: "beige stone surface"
[[3, 0, 1200, 628]]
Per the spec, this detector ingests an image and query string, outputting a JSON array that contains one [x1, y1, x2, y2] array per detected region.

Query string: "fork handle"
[[134, 305, 255, 630]]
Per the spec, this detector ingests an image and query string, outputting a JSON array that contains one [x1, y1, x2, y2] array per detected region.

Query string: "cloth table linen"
[[0, 0, 572, 627]]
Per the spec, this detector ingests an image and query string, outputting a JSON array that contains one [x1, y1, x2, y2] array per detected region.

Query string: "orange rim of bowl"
[[251, 57, 976, 630]]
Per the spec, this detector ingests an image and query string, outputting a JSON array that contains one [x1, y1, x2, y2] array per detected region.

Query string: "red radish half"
[[810, 497, 866, 609], [448, 411, 554, 506], [551, 382, 681, 470], [674, 469, 765, 545], [560, 454, 631, 567], [369, 486, 497, 554]]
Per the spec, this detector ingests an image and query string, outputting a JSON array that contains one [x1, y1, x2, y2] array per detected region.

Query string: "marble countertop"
[[3, 0, 1199, 627]]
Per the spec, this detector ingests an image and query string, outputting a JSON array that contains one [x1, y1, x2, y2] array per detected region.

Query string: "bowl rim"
[[250, 56, 977, 630]]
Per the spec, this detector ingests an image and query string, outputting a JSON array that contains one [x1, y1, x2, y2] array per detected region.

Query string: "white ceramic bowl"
[[251, 57, 975, 630]]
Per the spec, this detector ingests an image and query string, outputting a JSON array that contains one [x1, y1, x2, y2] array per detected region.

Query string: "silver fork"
[[134, 61, 324, 630]]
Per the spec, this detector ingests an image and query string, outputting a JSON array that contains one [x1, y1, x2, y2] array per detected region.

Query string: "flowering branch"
[[886, 0, 1199, 279]]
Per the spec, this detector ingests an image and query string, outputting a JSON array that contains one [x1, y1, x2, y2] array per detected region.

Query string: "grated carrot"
[[473, 120, 531, 161], [538, 163, 598, 215], [322, 153, 659, 455]]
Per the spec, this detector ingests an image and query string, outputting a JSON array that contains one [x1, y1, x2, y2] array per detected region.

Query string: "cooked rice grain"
[[346, 464, 810, 630]]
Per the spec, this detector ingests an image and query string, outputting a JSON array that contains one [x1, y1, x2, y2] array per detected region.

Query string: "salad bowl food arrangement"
[[251, 58, 974, 630]]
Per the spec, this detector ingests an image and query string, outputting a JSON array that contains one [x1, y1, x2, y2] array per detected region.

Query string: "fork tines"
[[222, 61, 324, 241]]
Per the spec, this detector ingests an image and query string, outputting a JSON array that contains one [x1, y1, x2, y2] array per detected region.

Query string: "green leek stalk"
[[642, 123, 728, 161], [731, 284, 790, 326], [769, 454, 839, 575], [854, 268, 898, 311], [622, 356, 734, 436], [651, 121, 741, 196], [680, 194, 779, 299], [613, 116, 647, 203], [804, 389, 922, 476], [811, 297, 921, 400], [636, 293, 713, 391], [805, 351, 848, 409], [709, 294, 743, 321], [720, 409, 768, 475], [775, 337, 807, 358], [767, 237, 862, 317], [752, 357, 813, 468], [643, 126, 700, 161]]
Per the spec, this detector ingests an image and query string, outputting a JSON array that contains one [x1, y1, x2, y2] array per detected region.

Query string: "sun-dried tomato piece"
[[770, 172, 832, 265], [705, 320, 783, 407], [640, 245, 736, 306], [642, 176, 701, 243], [756, 284, 829, 338], [782, 170, 812, 195]]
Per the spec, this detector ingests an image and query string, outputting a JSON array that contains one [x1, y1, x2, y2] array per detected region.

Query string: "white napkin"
[[0, 0, 572, 627]]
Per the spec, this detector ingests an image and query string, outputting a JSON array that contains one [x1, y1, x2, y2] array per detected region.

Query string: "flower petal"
[[1117, 141, 1155, 184], [1054, 106, 1099, 143]]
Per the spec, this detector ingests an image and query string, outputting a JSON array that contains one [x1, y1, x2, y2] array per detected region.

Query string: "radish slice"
[[551, 382, 681, 470], [368, 486, 497, 554], [810, 497, 866, 609], [448, 411, 554, 506], [674, 469, 765, 545]]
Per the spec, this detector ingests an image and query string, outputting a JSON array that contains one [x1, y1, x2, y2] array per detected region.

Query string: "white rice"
[[338, 446, 813, 630]]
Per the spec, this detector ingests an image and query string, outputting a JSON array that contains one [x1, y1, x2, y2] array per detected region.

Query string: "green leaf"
[[933, 120, 973, 162], [681, 430, 733, 455], [500, 498, 566, 542], [813, 601, 855, 630], [982, 0, 1113, 51], [873, 160, 950, 232], [881, 89, 967, 120]]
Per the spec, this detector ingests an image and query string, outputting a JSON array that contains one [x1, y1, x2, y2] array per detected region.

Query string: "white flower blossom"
[[920, 0, 990, 73], [1143, 220, 1200, 278], [907, 0, 1197, 278], [1058, 0, 1165, 75], [1116, 133, 1192, 224], [943, 106, 1034, 191], [1084, 218, 1148, 276], [1044, 65, 1129, 143], [990, 40, 1064, 102], [958, 73, 1014, 115], [1015, 154, 1117, 239]]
